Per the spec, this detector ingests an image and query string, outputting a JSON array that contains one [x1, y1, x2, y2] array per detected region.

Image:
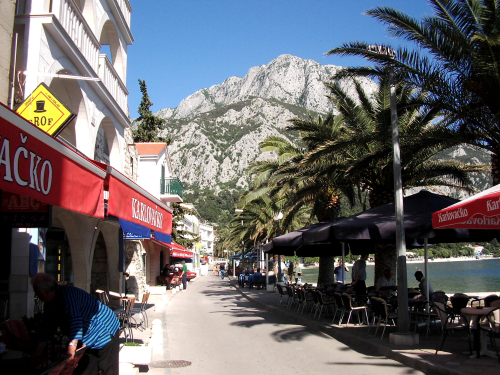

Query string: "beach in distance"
[[299, 257, 500, 295]]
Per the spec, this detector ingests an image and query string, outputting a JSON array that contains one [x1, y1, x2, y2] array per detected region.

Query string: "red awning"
[[0, 103, 106, 217], [106, 166, 173, 235], [432, 184, 500, 229], [169, 242, 193, 259]]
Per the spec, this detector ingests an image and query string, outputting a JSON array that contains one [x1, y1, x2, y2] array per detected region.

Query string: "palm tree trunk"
[[317, 256, 336, 285], [370, 191, 397, 286]]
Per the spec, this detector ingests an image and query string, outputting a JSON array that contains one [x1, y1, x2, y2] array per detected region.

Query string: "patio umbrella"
[[432, 184, 500, 229], [303, 190, 500, 245], [302, 190, 500, 309]]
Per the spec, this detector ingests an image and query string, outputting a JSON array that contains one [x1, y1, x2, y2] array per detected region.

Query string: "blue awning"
[[154, 230, 171, 244], [119, 218, 151, 239]]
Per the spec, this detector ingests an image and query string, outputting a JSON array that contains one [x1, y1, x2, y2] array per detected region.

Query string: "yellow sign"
[[16, 83, 75, 136], [196, 243, 202, 249]]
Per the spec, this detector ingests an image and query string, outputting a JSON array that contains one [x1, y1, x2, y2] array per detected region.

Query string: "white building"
[[135, 142, 183, 205], [199, 221, 214, 255]]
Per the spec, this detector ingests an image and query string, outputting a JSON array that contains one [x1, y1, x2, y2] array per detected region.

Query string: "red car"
[[172, 264, 197, 281]]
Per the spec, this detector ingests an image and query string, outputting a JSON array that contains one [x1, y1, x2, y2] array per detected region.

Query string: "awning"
[[119, 218, 151, 239], [432, 184, 500, 229], [106, 166, 172, 238], [0, 103, 106, 218], [169, 242, 193, 259]]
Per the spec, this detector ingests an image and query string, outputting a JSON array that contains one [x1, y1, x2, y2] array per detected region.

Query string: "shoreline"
[[302, 256, 499, 268]]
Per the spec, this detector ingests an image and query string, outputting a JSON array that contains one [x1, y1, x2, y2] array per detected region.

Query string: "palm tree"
[[326, 0, 500, 183], [303, 71, 487, 282], [241, 114, 354, 285]]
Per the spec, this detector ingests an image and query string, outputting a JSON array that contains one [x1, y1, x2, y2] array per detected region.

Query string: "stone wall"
[[125, 240, 146, 299], [124, 127, 138, 181]]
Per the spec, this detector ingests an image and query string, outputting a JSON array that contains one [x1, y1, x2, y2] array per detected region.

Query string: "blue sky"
[[127, 1, 433, 114]]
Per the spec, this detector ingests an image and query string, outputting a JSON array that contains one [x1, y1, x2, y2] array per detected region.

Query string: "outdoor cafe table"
[[461, 306, 496, 358]]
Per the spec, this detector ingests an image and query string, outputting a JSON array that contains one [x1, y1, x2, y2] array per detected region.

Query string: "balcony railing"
[[160, 177, 183, 198], [52, 0, 100, 73], [115, 0, 132, 29], [98, 55, 129, 114]]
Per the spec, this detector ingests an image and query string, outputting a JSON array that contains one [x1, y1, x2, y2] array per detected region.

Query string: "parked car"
[[172, 264, 197, 281]]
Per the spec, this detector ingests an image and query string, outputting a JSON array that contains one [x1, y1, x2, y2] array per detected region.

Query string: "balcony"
[[51, 0, 100, 73], [160, 177, 183, 203], [106, 0, 134, 44], [98, 55, 129, 114]]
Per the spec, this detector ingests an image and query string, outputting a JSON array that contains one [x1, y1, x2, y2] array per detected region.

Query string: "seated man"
[[254, 268, 263, 277], [414, 271, 434, 301], [375, 269, 397, 298]]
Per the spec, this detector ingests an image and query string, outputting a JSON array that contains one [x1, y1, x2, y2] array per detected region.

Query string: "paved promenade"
[[120, 273, 500, 374]]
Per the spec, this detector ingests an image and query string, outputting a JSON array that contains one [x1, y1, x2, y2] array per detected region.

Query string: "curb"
[[228, 279, 470, 375]]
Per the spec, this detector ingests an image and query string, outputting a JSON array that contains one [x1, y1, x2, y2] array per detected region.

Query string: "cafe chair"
[[342, 293, 368, 327], [285, 285, 299, 309], [479, 299, 500, 363], [130, 292, 150, 330], [332, 293, 345, 325], [373, 297, 398, 340], [432, 301, 471, 355], [316, 291, 336, 320], [114, 297, 136, 342], [39, 354, 72, 375], [276, 284, 287, 305], [297, 288, 313, 314]]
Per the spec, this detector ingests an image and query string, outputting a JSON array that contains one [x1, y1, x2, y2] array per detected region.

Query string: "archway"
[[91, 232, 109, 293], [94, 117, 121, 169], [99, 20, 125, 81], [48, 70, 89, 151]]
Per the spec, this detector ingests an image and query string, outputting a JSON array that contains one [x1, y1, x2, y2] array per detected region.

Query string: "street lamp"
[[235, 209, 244, 271], [368, 45, 410, 338], [274, 212, 283, 282]]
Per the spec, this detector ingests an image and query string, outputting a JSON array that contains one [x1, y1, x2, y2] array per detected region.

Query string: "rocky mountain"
[[156, 54, 492, 201], [157, 54, 377, 190]]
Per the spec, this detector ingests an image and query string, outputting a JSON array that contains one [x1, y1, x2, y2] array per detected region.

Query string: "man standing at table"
[[180, 260, 188, 291], [31, 273, 120, 374], [334, 260, 349, 283], [351, 253, 369, 295]]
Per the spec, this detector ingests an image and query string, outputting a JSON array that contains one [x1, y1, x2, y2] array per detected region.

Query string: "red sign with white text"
[[107, 172, 172, 235], [0, 104, 105, 218], [432, 185, 500, 229]]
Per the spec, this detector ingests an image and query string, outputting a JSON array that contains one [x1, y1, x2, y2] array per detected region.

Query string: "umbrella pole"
[[342, 243, 346, 283], [425, 238, 429, 311]]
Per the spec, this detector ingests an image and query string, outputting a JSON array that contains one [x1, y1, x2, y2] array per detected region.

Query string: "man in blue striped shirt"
[[31, 273, 120, 374]]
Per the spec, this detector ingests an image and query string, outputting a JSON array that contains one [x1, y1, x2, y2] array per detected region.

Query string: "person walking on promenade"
[[351, 253, 369, 295], [220, 262, 225, 279], [31, 273, 120, 374], [180, 260, 188, 291]]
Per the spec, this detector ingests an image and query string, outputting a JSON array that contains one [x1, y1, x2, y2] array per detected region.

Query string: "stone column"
[[9, 230, 35, 320]]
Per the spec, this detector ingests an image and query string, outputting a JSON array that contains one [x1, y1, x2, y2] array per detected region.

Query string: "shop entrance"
[[91, 232, 109, 293], [45, 228, 72, 284]]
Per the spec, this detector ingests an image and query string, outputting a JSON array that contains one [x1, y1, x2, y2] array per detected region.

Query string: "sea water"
[[300, 258, 500, 294]]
